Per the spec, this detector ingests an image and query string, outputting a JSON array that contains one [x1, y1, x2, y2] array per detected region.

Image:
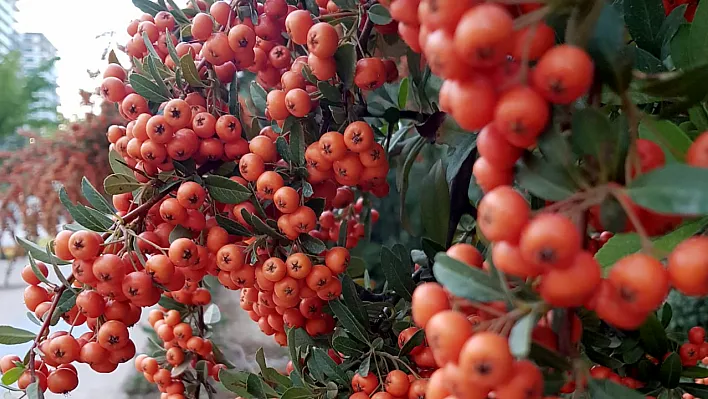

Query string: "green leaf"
[[420, 160, 449, 246], [634, 46, 667, 73], [26, 381, 45, 399], [397, 77, 409, 109], [329, 300, 369, 344], [317, 81, 340, 102], [27, 253, 52, 287], [302, 0, 319, 16], [334, 44, 356, 89], [287, 328, 314, 374], [571, 108, 616, 182], [671, 24, 693, 69], [587, 4, 633, 92], [289, 122, 306, 166], [683, 367, 708, 379], [58, 187, 113, 232], [509, 312, 538, 358], [690, 0, 708, 65], [109, 150, 135, 176], [276, 136, 292, 163], [433, 253, 505, 302], [660, 302, 673, 328], [218, 369, 250, 396], [399, 328, 425, 355], [82, 177, 114, 214], [347, 256, 366, 278], [380, 246, 414, 301], [132, 0, 167, 15], [205, 175, 252, 204], [129, 73, 169, 102], [142, 37, 161, 65], [624, 0, 666, 56], [281, 387, 313, 399], [627, 164, 708, 215], [298, 234, 327, 254], [332, 336, 366, 357], [357, 352, 371, 376], [682, 383, 708, 398], [595, 217, 708, 270], [203, 303, 221, 324], [158, 295, 187, 311], [16, 236, 69, 265], [309, 347, 349, 385], [341, 275, 369, 328], [0, 326, 35, 345], [639, 119, 692, 162], [397, 136, 426, 232], [639, 314, 669, 358], [104, 174, 142, 195], [588, 379, 646, 399], [250, 81, 267, 115], [660, 352, 682, 388], [179, 53, 206, 87], [50, 289, 77, 325], [516, 153, 576, 201], [689, 104, 708, 132], [1, 367, 24, 385], [659, 5, 688, 60], [368, 4, 392, 25], [165, 29, 180, 66], [247, 373, 269, 399], [215, 214, 253, 237]]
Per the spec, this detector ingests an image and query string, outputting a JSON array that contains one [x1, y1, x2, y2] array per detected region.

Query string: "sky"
[[15, 0, 188, 119]]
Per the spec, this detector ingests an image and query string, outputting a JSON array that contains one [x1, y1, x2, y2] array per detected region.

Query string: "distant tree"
[[0, 51, 59, 141]]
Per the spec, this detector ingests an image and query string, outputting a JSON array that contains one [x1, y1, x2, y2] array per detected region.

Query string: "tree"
[[2, 0, 708, 399], [0, 51, 59, 141]]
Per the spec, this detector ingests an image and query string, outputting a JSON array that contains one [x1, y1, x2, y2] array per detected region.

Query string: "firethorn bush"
[[4, 0, 708, 398]]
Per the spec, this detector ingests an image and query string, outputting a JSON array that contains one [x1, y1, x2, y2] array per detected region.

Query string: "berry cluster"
[[312, 193, 381, 249]]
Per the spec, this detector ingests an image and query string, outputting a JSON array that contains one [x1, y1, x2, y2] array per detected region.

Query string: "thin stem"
[[621, 92, 641, 185], [376, 351, 420, 379]]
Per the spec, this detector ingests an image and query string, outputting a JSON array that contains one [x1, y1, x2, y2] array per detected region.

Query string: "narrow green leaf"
[[358, 352, 371, 377], [129, 73, 169, 102], [250, 81, 268, 114], [276, 136, 292, 163], [27, 253, 52, 287], [332, 336, 366, 357], [166, 0, 191, 24], [298, 234, 327, 254], [639, 314, 669, 358], [329, 300, 369, 344], [682, 383, 708, 397], [1, 367, 25, 385], [109, 150, 136, 176], [623, 0, 665, 56], [368, 4, 392, 25], [215, 214, 253, 236], [205, 175, 252, 204], [26, 381, 45, 399], [380, 246, 414, 301], [682, 367, 708, 379], [334, 44, 356, 89], [588, 379, 646, 399], [317, 81, 341, 102], [420, 160, 449, 246], [289, 122, 306, 166], [433, 253, 505, 302], [81, 177, 115, 214], [516, 154, 576, 201], [104, 174, 142, 195], [399, 328, 425, 355], [179, 53, 206, 87], [660, 352, 682, 388], [0, 326, 35, 345], [132, 0, 167, 16], [689, 0, 708, 65], [340, 275, 369, 328], [16, 236, 69, 265], [639, 119, 693, 162], [627, 164, 708, 215], [509, 312, 538, 358]]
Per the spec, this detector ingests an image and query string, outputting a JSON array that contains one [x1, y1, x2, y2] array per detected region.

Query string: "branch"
[[357, 17, 375, 59]]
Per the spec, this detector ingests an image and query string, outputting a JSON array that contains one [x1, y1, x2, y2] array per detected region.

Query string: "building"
[[0, 0, 19, 55], [19, 32, 59, 123]]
